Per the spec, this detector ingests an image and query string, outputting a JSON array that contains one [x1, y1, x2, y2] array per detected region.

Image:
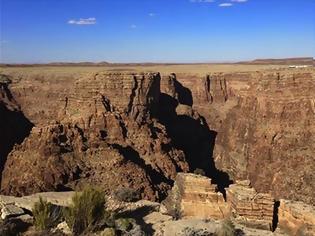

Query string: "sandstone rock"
[[226, 181, 275, 230], [163, 173, 229, 219], [99, 228, 116, 236], [278, 199, 315, 236], [0, 191, 75, 211], [16, 214, 34, 224], [53, 222, 72, 235], [1, 203, 24, 219], [152, 218, 220, 236]]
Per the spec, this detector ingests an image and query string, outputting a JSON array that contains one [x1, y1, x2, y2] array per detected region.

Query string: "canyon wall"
[[0, 72, 189, 201], [173, 69, 315, 205], [0, 67, 314, 205]]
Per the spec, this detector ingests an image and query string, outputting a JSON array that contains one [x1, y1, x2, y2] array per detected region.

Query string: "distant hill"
[[239, 57, 314, 65], [0, 61, 111, 67]]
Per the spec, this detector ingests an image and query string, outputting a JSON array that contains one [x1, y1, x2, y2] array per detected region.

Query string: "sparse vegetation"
[[63, 187, 108, 235], [181, 227, 214, 236], [194, 168, 206, 176], [115, 218, 135, 232], [32, 197, 62, 230], [0, 74, 11, 84], [216, 219, 236, 236], [114, 187, 140, 202]]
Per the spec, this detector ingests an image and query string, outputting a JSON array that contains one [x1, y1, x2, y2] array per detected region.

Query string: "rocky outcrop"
[[278, 199, 315, 236], [163, 173, 275, 231], [226, 180, 275, 231], [0, 191, 75, 212], [163, 173, 315, 234], [1, 73, 189, 201], [163, 173, 229, 219]]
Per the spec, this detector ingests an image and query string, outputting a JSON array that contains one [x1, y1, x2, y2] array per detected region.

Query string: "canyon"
[[0, 65, 314, 234]]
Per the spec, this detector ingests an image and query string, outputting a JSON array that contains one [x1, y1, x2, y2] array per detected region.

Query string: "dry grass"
[[0, 64, 287, 77]]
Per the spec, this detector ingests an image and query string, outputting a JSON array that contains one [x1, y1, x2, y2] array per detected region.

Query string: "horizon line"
[[0, 57, 314, 66]]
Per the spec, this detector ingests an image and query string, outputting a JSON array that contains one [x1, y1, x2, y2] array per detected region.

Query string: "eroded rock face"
[[226, 180, 275, 231], [1, 68, 314, 206], [278, 199, 315, 236], [163, 173, 229, 219], [0, 73, 188, 201], [173, 69, 315, 204], [0, 75, 33, 179]]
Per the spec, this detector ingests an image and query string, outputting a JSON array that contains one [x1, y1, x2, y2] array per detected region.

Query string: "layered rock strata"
[[172, 69, 315, 204], [163, 173, 229, 219], [1, 68, 314, 205], [0, 73, 189, 201], [226, 180, 275, 230]]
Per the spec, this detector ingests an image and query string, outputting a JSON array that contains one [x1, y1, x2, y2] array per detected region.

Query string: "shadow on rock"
[[115, 205, 156, 235], [0, 218, 32, 236], [158, 76, 232, 196], [0, 80, 34, 183], [111, 144, 173, 199]]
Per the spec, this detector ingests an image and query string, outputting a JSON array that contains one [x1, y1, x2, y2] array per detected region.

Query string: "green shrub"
[[63, 187, 106, 235], [114, 188, 140, 202], [115, 218, 135, 232], [216, 219, 236, 236], [194, 168, 206, 176], [32, 197, 62, 230]]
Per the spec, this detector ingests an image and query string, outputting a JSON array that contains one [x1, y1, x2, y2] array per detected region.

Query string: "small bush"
[[216, 219, 236, 236], [115, 218, 135, 232], [32, 197, 62, 230], [114, 188, 140, 202], [194, 168, 206, 176], [63, 187, 107, 235], [0, 74, 11, 84]]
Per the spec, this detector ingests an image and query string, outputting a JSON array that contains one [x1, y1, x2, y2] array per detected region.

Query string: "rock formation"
[[163, 173, 315, 234], [163, 173, 229, 219], [278, 199, 315, 235], [172, 69, 315, 204], [0, 75, 33, 181], [0, 73, 189, 201], [226, 180, 275, 230], [0, 67, 314, 206]]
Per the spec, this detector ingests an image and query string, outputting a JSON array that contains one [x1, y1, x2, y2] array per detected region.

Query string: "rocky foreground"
[[0, 173, 314, 235]]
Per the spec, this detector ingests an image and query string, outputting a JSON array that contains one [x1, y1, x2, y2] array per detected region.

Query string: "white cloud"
[[219, 3, 233, 7], [68, 17, 96, 25], [190, 0, 215, 3], [130, 24, 137, 29], [231, 0, 247, 2], [149, 13, 156, 17]]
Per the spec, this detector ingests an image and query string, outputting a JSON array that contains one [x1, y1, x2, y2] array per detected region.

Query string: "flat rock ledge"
[[0, 191, 75, 213]]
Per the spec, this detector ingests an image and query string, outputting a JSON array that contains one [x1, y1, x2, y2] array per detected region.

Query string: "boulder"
[[1, 204, 24, 219]]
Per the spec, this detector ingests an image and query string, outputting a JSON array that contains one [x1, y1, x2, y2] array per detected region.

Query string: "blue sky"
[[0, 0, 314, 63]]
